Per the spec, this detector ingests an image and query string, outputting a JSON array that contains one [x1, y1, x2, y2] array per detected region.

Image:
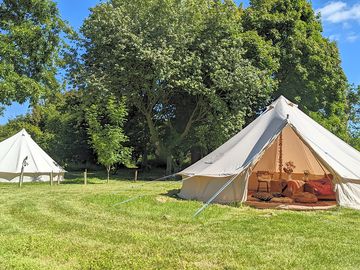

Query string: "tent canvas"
[[178, 96, 360, 210], [0, 129, 65, 183]]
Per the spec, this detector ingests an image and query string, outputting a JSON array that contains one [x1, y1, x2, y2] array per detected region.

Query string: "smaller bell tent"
[[178, 96, 360, 210], [0, 129, 65, 183]]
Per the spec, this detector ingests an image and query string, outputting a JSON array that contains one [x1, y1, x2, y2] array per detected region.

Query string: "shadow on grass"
[[162, 189, 181, 198], [61, 179, 99, 185], [161, 189, 189, 203], [161, 188, 247, 210]]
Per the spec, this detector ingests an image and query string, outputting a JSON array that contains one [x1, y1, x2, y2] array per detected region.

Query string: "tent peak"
[[275, 95, 296, 105], [268, 95, 298, 110], [19, 129, 29, 137]]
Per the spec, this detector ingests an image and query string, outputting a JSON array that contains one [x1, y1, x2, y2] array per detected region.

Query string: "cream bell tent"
[[0, 129, 65, 183], [178, 96, 360, 210]]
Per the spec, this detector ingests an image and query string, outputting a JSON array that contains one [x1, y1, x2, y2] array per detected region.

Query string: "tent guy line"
[[111, 174, 195, 207], [193, 172, 242, 217]]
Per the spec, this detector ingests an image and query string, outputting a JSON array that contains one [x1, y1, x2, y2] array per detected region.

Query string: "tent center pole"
[[278, 132, 283, 179]]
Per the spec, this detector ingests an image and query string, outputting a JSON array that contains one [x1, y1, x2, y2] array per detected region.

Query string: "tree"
[[243, 0, 350, 138], [33, 91, 96, 169], [86, 93, 132, 182], [0, 0, 70, 108], [347, 85, 360, 150], [124, 107, 152, 170], [78, 0, 275, 173]]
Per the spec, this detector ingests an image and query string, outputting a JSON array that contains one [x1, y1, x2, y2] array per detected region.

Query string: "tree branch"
[[179, 98, 201, 141]]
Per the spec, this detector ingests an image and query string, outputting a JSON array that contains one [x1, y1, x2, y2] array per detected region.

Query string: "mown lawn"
[[0, 177, 360, 270]]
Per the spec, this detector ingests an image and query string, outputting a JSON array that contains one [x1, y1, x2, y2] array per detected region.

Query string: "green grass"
[[0, 177, 360, 270]]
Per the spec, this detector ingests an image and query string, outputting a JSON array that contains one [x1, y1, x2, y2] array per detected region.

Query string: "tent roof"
[[0, 129, 65, 174], [180, 96, 360, 180]]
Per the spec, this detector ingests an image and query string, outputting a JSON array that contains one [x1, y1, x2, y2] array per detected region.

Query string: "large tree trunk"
[[144, 112, 173, 174], [144, 112, 163, 156], [143, 108, 200, 175]]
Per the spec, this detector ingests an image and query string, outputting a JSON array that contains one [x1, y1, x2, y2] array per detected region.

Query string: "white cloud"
[[346, 33, 359, 42], [317, 1, 360, 23], [317, 2, 347, 17]]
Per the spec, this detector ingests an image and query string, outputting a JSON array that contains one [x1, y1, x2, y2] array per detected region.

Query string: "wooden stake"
[[19, 172, 23, 188], [19, 156, 28, 188], [84, 169, 87, 185], [134, 170, 138, 182], [50, 171, 53, 186]]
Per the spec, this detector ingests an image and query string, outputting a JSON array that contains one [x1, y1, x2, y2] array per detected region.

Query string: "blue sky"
[[1, 0, 359, 124]]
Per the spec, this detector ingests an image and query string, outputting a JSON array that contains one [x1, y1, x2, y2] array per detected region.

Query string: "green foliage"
[[86, 94, 132, 180], [347, 85, 360, 149], [79, 0, 275, 172], [0, 0, 71, 106], [34, 92, 95, 168], [243, 0, 350, 137]]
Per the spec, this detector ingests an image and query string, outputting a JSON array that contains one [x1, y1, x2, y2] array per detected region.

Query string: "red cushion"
[[307, 178, 334, 196]]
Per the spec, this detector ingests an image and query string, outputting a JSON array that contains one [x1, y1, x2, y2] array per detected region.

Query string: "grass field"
[[0, 176, 360, 270]]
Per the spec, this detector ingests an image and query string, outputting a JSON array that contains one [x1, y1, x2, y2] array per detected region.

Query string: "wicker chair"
[[256, 171, 274, 192]]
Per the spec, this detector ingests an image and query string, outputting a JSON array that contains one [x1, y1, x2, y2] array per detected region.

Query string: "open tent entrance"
[[180, 96, 360, 213], [250, 125, 330, 188], [179, 125, 337, 206], [247, 125, 337, 206]]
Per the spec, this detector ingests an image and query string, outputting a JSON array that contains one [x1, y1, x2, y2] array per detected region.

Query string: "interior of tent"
[[247, 125, 337, 207]]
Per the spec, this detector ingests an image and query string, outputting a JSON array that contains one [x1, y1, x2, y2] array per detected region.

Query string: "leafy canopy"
[[243, 0, 350, 138], [0, 0, 71, 108], [79, 0, 276, 172]]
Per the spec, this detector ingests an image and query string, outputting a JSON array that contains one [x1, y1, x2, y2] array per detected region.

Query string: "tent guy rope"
[[193, 172, 242, 217], [112, 173, 195, 207]]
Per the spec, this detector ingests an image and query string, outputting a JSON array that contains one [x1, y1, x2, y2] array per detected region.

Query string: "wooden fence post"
[[134, 170, 138, 182], [50, 171, 53, 186], [84, 169, 87, 185]]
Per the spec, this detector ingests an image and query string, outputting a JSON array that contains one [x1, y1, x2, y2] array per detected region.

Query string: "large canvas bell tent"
[[0, 129, 65, 183], [178, 96, 360, 210]]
